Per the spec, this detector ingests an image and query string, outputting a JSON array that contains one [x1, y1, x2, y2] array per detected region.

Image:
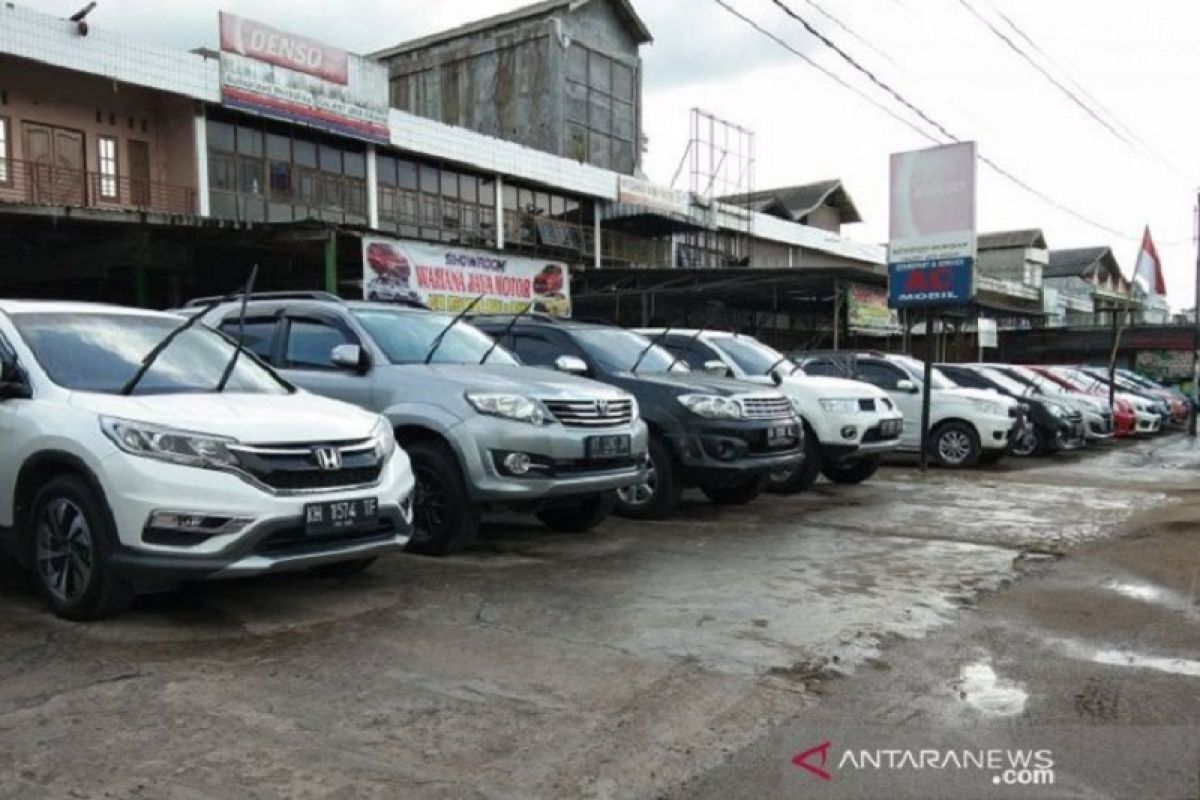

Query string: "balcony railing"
[[0, 158, 197, 215]]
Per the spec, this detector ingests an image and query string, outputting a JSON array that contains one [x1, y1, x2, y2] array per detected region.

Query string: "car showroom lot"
[[0, 435, 1193, 799]]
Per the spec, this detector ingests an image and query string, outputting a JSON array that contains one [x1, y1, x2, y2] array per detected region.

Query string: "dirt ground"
[[1, 435, 1197, 799]]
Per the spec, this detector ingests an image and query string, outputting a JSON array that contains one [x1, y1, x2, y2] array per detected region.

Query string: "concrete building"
[[1045, 246, 1138, 327]]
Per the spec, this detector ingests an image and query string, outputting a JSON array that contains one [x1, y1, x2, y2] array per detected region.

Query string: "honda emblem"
[[596, 400, 609, 417], [313, 446, 342, 471]]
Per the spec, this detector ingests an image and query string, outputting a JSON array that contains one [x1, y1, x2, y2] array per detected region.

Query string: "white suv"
[[640, 330, 903, 491], [799, 352, 1019, 468], [0, 302, 414, 620]]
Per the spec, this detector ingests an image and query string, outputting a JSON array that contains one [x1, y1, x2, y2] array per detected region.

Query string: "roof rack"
[[184, 291, 345, 308]]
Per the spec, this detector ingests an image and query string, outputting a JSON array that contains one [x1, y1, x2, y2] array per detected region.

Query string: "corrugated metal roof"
[[721, 180, 862, 225], [1046, 246, 1122, 280], [978, 229, 1047, 250], [371, 0, 652, 60]]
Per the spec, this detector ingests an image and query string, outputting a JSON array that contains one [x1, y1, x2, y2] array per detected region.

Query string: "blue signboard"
[[887, 257, 975, 309]]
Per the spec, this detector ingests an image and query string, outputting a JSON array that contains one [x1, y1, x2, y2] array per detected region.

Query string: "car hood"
[[614, 370, 777, 397], [387, 364, 631, 401], [69, 391, 380, 444], [780, 374, 888, 399]]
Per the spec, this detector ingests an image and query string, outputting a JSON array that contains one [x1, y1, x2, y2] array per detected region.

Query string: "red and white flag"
[[1132, 226, 1166, 296]]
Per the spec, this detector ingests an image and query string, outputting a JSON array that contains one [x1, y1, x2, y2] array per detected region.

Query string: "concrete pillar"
[[193, 107, 210, 217], [593, 203, 602, 271], [366, 143, 379, 230], [494, 175, 505, 250], [324, 231, 338, 294]]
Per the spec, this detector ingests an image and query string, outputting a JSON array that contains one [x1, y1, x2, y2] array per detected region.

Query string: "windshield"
[[892, 355, 956, 389], [13, 312, 287, 395], [353, 309, 519, 366], [710, 335, 799, 375], [573, 328, 680, 373], [1004, 366, 1061, 395], [979, 367, 1030, 396]]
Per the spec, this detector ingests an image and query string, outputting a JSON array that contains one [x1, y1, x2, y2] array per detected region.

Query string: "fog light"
[[503, 452, 533, 475], [146, 512, 249, 534], [841, 425, 857, 440]]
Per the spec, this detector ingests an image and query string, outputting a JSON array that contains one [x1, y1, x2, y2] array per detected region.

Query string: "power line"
[[761, 0, 1139, 241], [796, 0, 901, 70]]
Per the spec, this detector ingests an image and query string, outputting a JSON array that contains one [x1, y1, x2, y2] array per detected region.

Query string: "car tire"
[[820, 455, 881, 485], [614, 435, 681, 520], [930, 421, 981, 468], [1010, 425, 1043, 457], [405, 440, 481, 556], [700, 478, 763, 506], [308, 557, 377, 578], [763, 424, 821, 495], [27, 475, 132, 621], [536, 493, 614, 533]]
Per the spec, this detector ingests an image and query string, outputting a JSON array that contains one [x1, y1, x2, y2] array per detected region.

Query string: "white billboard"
[[888, 141, 977, 264], [362, 236, 572, 317]]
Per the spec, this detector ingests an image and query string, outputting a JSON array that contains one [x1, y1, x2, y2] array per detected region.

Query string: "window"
[[512, 333, 572, 368], [564, 44, 637, 173], [0, 117, 9, 185], [218, 319, 279, 364], [98, 136, 118, 199], [856, 361, 910, 391], [284, 320, 354, 370]]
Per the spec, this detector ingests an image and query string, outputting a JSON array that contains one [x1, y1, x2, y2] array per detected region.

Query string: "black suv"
[[471, 317, 805, 519]]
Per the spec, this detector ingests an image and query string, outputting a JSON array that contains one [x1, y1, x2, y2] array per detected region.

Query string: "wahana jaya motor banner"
[[361, 236, 572, 317]]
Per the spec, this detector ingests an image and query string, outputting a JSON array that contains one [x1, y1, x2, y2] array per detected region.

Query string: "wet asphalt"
[[1, 435, 1197, 799]]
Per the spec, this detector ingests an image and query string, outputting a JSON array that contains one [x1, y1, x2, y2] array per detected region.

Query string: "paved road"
[[0, 436, 1195, 799]]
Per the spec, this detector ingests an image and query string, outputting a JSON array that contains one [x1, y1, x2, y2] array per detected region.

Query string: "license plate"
[[304, 497, 378, 536], [586, 434, 631, 459], [767, 425, 799, 446]]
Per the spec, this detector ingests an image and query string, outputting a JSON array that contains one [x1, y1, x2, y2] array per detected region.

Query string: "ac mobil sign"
[[887, 142, 978, 309]]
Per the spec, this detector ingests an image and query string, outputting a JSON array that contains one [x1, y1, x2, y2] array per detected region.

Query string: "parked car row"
[[0, 294, 1182, 620]]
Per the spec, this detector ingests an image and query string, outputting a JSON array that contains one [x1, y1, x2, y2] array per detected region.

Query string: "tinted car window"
[[355, 310, 518, 366], [285, 320, 353, 370], [802, 359, 842, 378], [856, 361, 909, 390], [663, 338, 715, 370], [512, 332, 570, 367], [571, 328, 677, 373], [219, 319, 278, 363]]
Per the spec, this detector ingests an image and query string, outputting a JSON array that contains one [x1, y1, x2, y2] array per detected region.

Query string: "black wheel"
[[1009, 424, 1043, 457], [700, 478, 762, 506], [308, 557, 377, 578], [28, 475, 131, 621], [820, 455, 881, 485], [930, 421, 981, 468], [763, 423, 820, 495], [536, 493, 614, 533], [614, 435, 681, 520], [404, 440, 480, 556]]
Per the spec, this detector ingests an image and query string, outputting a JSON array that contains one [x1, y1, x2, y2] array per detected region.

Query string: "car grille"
[[737, 395, 794, 420], [543, 398, 634, 427], [230, 438, 383, 493]]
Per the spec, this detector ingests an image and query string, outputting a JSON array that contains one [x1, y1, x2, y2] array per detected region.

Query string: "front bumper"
[[1053, 418, 1087, 450], [1083, 410, 1114, 440], [819, 416, 904, 462], [669, 417, 804, 486], [1134, 411, 1161, 434], [980, 414, 1019, 451], [453, 416, 650, 503], [98, 448, 414, 583]]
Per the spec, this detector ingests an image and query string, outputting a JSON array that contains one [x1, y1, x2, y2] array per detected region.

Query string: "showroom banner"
[[219, 12, 389, 143], [846, 284, 900, 334], [362, 236, 572, 317]]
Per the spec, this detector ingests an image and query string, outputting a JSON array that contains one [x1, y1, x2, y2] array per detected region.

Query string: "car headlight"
[[371, 416, 396, 461], [628, 396, 641, 422], [970, 398, 1004, 416], [101, 417, 238, 469], [819, 398, 859, 413], [677, 394, 743, 420], [465, 392, 551, 425]]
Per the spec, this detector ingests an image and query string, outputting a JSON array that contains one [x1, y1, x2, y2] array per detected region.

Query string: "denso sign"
[[219, 13, 348, 85]]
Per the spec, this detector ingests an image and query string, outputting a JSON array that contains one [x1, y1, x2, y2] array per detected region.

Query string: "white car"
[[799, 352, 1019, 468], [640, 330, 903, 491], [989, 364, 1114, 440], [0, 302, 414, 620], [1050, 366, 1162, 435]]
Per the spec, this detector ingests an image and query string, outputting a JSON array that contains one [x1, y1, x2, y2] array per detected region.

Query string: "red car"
[[534, 264, 565, 295], [367, 242, 412, 283], [1027, 365, 1134, 438]]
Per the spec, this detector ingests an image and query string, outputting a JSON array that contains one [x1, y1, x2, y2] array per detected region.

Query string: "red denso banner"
[[220, 13, 348, 85], [362, 236, 572, 317]]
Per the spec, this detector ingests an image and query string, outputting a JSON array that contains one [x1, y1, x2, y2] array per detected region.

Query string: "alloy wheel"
[[617, 461, 658, 507], [35, 498, 94, 604], [937, 430, 973, 465]]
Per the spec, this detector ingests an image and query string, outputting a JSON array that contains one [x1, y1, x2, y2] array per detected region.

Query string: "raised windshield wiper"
[[664, 328, 706, 372], [215, 265, 259, 392], [631, 327, 671, 374], [763, 355, 800, 378], [424, 294, 486, 364], [120, 291, 239, 396], [478, 300, 536, 365]]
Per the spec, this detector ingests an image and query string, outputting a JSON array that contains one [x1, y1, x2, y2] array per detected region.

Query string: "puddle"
[[952, 660, 1027, 716], [1104, 579, 1199, 618], [1054, 638, 1200, 678]]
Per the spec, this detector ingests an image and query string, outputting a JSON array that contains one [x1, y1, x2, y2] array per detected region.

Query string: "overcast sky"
[[34, 0, 1200, 308]]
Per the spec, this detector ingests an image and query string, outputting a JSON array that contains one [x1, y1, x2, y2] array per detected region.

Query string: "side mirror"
[[554, 355, 589, 375], [0, 361, 31, 400], [703, 360, 731, 378], [331, 344, 370, 374], [896, 379, 918, 393]]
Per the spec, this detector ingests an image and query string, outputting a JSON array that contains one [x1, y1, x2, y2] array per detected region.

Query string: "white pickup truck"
[[797, 352, 1021, 468], [638, 330, 904, 492]]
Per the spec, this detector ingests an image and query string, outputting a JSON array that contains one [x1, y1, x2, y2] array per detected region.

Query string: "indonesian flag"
[[1132, 226, 1166, 296]]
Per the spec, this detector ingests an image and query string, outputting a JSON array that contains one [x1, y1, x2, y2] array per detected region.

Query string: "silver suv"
[[192, 294, 648, 555]]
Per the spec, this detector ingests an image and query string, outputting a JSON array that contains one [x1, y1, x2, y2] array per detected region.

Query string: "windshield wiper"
[[425, 294, 486, 364], [664, 328, 706, 372], [479, 301, 536, 365], [631, 327, 671, 374], [763, 355, 801, 378], [215, 265, 259, 392], [121, 292, 239, 396]]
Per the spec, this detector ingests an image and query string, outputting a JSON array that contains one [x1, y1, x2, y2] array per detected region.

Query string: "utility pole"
[[1191, 191, 1200, 438]]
